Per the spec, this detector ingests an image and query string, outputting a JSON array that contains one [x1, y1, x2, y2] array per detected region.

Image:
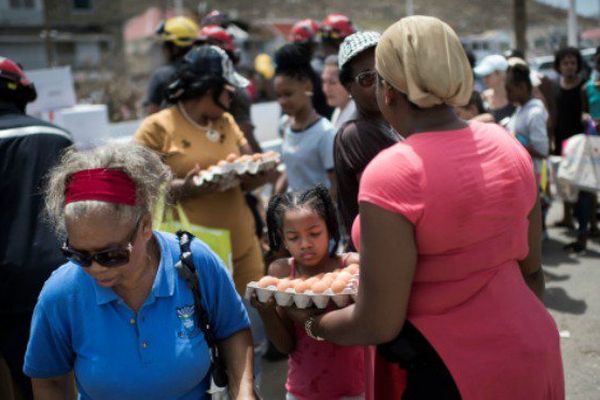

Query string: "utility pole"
[[158, 0, 168, 19], [42, 0, 54, 67], [174, 0, 184, 16], [567, 0, 578, 47], [513, 0, 527, 56], [406, 0, 414, 16]]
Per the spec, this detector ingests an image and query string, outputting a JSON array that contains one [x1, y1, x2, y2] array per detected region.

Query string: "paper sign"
[[25, 66, 76, 114]]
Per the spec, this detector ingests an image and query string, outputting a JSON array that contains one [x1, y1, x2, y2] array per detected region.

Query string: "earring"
[[304, 91, 314, 97]]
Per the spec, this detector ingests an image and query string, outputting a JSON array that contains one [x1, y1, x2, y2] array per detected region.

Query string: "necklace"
[[178, 103, 223, 143]]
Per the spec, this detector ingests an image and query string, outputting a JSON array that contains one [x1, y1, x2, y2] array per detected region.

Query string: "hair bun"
[[275, 43, 312, 73]]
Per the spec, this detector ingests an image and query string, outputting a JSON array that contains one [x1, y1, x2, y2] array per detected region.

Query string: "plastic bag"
[[557, 133, 600, 193], [153, 193, 233, 274]]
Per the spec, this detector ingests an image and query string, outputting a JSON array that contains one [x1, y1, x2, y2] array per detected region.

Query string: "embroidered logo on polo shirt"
[[176, 305, 199, 338]]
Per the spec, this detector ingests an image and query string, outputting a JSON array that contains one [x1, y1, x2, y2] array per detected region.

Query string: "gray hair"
[[45, 143, 172, 239], [324, 55, 339, 68]]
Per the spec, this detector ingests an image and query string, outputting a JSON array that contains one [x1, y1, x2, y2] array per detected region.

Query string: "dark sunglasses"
[[353, 70, 377, 88], [61, 218, 141, 268]]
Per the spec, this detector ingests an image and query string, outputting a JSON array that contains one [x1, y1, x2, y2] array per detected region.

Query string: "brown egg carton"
[[245, 264, 359, 309]]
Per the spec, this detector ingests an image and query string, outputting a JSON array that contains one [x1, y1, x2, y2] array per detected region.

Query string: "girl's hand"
[[249, 292, 277, 313], [284, 305, 323, 326]]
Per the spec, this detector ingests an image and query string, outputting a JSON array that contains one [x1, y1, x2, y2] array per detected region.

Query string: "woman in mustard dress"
[[135, 45, 268, 295]]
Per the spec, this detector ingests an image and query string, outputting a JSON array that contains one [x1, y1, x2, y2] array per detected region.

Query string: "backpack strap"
[[174, 230, 228, 388]]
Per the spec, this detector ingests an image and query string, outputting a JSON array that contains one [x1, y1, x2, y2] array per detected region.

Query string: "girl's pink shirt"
[[285, 258, 365, 400]]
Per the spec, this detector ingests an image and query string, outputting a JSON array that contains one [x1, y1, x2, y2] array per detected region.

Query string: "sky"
[[536, 0, 600, 17]]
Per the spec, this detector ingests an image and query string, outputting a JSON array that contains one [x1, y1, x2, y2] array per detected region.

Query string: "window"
[[73, 0, 93, 10], [9, 0, 35, 8]]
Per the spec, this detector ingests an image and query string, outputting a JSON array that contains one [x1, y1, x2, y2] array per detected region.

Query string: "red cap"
[[289, 19, 319, 43], [0, 56, 31, 86], [320, 13, 355, 40], [65, 168, 137, 206], [198, 25, 235, 53]]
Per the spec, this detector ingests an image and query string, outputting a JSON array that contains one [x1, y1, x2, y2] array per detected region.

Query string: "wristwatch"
[[304, 316, 324, 341]]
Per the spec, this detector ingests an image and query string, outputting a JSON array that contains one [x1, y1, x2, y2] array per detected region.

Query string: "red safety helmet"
[[320, 13, 355, 41], [289, 19, 319, 44], [0, 56, 37, 103], [198, 25, 235, 53]]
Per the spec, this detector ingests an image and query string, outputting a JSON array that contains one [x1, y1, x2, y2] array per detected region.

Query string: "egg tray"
[[192, 152, 280, 187], [245, 282, 358, 310]]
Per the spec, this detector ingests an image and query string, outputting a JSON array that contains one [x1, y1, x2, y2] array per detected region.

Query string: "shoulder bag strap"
[[175, 230, 229, 388]]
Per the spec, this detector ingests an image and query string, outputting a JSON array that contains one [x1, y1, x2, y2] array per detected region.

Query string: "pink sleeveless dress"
[[353, 121, 564, 399], [285, 258, 365, 400]]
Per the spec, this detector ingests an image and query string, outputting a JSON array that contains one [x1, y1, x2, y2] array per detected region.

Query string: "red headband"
[[65, 168, 137, 206]]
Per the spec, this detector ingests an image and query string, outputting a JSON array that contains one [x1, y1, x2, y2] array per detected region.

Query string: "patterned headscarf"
[[375, 16, 473, 108]]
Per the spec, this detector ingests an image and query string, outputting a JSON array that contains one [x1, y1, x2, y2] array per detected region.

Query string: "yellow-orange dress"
[[135, 106, 263, 294]]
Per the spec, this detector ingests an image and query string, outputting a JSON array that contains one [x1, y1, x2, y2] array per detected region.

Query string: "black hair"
[[266, 184, 340, 258], [162, 41, 193, 63], [274, 43, 315, 82], [467, 90, 485, 114], [463, 47, 476, 69], [166, 65, 227, 106], [0, 86, 34, 112], [504, 48, 525, 60], [596, 46, 600, 57], [506, 64, 532, 91], [553, 47, 583, 73]]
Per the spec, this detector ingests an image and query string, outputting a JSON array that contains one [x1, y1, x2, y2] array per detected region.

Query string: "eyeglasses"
[[353, 70, 377, 88], [61, 218, 141, 268]]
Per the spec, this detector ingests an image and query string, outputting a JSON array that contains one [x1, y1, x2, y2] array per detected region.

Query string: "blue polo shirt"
[[24, 231, 250, 400]]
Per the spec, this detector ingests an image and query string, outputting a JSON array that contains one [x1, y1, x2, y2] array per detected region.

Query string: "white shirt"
[[330, 100, 357, 131]]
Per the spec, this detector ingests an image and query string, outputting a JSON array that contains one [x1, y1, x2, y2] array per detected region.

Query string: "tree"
[[513, 0, 527, 56]]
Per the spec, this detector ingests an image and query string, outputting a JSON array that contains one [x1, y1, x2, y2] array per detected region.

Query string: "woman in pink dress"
[[287, 16, 564, 399]]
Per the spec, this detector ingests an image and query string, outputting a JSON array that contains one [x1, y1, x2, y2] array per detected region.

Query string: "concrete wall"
[[0, 0, 44, 26], [0, 42, 47, 69]]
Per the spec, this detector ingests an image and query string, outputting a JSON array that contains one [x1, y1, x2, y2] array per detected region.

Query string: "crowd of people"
[[2, 8, 600, 400]]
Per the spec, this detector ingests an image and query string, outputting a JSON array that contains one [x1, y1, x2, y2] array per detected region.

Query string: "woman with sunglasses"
[[24, 143, 255, 399], [286, 16, 564, 399], [334, 31, 400, 251], [135, 45, 268, 297], [274, 43, 337, 196]]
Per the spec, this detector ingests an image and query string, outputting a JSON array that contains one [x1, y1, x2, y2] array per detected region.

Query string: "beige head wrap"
[[376, 16, 473, 108]]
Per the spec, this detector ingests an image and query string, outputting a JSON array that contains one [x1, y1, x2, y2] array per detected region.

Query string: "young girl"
[[253, 185, 364, 400], [273, 43, 337, 195]]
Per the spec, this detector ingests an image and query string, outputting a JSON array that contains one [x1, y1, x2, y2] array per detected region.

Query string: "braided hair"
[[266, 184, 340, 258]]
